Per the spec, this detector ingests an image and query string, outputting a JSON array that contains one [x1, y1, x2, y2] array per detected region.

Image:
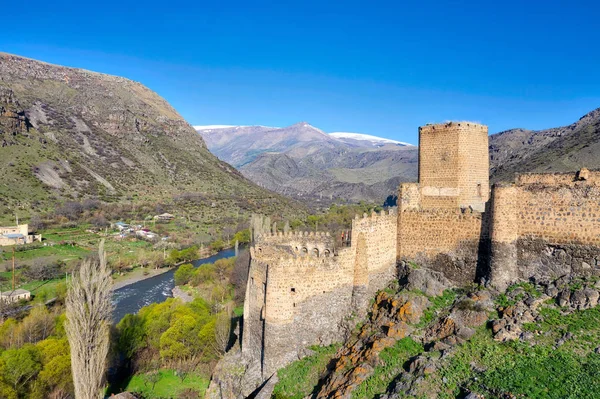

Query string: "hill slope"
[[489, 108, 600, 182], [197, 124, 417, 202], [0, 53, 302, 222]]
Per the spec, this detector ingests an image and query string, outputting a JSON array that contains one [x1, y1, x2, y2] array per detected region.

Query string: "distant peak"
[[329, 132, 413, 146], [194, 125, 239, 130]]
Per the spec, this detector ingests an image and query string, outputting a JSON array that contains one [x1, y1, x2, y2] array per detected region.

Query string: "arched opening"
[[312, 248, 319, 257], [324, 249, 331, 257], [301, 247, 308, 255]]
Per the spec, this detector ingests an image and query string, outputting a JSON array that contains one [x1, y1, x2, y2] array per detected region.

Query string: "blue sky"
[[1, 0, 599, 144]]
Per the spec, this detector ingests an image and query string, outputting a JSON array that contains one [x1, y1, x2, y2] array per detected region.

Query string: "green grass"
[[125, 369, 209, 398], [414, 289, 457, 328], [351, 337, 424, 399], [273, 344, 341, 399], [434, 304, 600, 399], [233, 305, 244, 317]]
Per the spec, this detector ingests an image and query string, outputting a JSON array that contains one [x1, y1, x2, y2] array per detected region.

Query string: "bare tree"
[[214, 303, 233, 355], [66, 241, 113, 399]]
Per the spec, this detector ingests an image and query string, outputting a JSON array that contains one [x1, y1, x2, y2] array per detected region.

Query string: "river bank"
[[112, 247, 237, 322], [111, 247, 226, 291], [112, 266, 173, 290]]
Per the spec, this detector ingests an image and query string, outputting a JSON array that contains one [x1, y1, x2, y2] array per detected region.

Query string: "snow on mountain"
[[329, 132, 413, 146], [193, 125, 239, 131]]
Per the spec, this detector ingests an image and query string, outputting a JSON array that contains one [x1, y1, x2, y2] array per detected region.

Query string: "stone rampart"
[[397, 207, 489, 284], [490, 171, 600, 289]]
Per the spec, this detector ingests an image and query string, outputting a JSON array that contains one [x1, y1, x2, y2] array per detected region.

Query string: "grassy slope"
[[0, 53, 305, 224], [125, 369, 209, 398]]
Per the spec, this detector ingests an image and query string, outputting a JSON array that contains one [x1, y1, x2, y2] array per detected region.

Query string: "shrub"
[[174, 264, 194, 286]]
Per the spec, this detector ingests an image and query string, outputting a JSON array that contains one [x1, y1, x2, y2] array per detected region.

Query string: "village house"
[[154, 213, 175, 222], [0, 224, 42, 246], [113, 221, 130, 231], [0, 289, 31, 303]]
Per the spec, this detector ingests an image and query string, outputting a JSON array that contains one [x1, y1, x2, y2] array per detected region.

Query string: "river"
[[111, 248, 236, 322]]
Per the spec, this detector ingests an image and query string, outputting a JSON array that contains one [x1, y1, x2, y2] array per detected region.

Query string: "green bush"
[[174, 263, 194, 286]]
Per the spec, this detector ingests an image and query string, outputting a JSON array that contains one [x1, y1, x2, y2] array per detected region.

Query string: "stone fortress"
[[241, 121, 600, 382]]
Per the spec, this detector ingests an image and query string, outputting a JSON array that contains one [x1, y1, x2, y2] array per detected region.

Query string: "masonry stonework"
[[234, 122, 600, 395]]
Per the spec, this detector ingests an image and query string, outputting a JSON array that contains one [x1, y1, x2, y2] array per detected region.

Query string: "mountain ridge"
[[0, 52, 302, 222], [198, 108, 600, 203]]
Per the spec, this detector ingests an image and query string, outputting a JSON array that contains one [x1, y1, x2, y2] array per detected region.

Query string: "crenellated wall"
[[234, 121, 600, 397], [242, 209, 398, 377]]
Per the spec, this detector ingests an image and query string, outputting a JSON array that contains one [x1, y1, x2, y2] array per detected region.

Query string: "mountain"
[[198, 108, 600, 204], [329, 132, 412, 147], [0, 53, 302, 222], [196, 124, 417, 202], [489, 107, 600, 182]]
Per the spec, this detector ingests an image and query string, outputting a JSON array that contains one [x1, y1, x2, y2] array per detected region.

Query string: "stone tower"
[[418, 122, 489, 211]]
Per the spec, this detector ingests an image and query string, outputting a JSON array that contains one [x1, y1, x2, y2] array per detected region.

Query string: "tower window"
[[477, 183, 482, 197], [291, 287, 296, 293]]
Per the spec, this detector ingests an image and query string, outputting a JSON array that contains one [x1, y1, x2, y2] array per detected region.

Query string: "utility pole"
[[12, 247, 15, 292]]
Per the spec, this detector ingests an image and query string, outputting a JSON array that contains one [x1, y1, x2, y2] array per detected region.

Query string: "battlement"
[[352, 208, 397, 228], [256, 230, 332, 241], [419, 121, 487, 135], [516, 169, 600, 187]]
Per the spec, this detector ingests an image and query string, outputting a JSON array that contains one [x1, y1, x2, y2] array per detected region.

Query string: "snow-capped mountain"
[[195, 122, 418, 203], [329, 132, 413, 147]]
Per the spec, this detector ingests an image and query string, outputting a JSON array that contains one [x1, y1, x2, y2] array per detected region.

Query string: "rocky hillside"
[[489, 107, 600, 182], [0, 53, 302, 222], [269, 266, 600, 399], [197, 123, 417, 203]]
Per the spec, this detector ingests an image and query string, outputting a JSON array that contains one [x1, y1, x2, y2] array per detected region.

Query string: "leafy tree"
[[18, 306, 55, 345], [211, 239, 225, 252], [174, 263, 195, 286], [0, 318, 20, 349], [116, 314, 146, 359], [191, 263, 216, 286], [31, 338, 73, 398], [159, 315, 202, 360], [0, 344, 42, 393], [231, 229, 251, 245]]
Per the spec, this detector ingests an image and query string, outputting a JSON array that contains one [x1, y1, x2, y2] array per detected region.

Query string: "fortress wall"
[[490, 173, 600, 287], [256, 230, 335, 249], [516, 184, 600, 245], [397, 208, 488, 284], [516, 170, 600, 186], [259, 249, 356, 376], [241, 258, 268, 363], [262, 251, 355, 324], [352, 210, 398, 295]]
